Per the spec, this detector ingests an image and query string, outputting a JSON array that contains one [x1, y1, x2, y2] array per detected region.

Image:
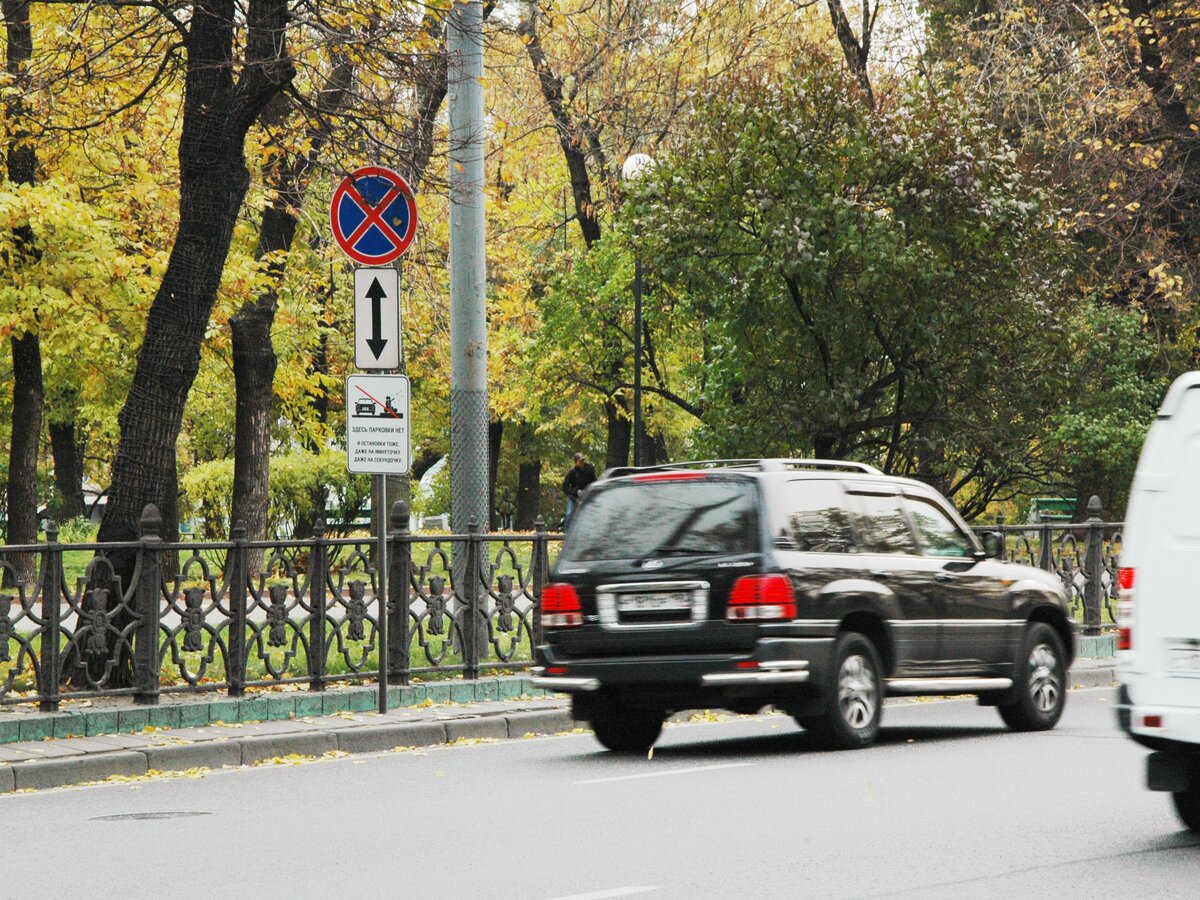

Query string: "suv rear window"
[[562, 478, 760, 561]]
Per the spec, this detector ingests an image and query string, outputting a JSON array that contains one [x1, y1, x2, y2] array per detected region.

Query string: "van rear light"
[[542, 583, 583, 628], [1117, 566, 1135, 651], [727, 574, 796, 621]]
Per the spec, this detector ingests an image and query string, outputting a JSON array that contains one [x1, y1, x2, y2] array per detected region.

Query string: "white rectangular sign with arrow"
[[354, 267, 400, 370]]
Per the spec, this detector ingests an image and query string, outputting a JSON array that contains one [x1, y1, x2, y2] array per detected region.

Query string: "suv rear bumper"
[[531, 636, 835, 705]]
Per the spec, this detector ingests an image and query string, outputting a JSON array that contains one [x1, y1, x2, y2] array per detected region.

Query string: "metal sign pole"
[[377, 474, 388, 713]]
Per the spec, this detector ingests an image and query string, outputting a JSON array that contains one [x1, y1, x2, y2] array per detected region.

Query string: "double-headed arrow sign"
[[353, 267, 400, 370]]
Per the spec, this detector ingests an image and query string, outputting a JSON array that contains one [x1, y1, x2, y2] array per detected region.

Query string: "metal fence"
[[970, 495, 1121, 638], [0, 502, 558, 712], [0, 495, 1119, 712]]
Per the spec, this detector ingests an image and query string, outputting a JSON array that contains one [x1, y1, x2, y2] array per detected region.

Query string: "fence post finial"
[[392, 500, 410, 532], [139, 503, 162, 539], [1087, 495, 1103, 520]]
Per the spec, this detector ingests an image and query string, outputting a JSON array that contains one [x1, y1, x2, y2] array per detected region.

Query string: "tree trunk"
[[605, 399, 631, 471], [91, 0, 294, 687], [515, 461, 541, 530], [5, 333, 42, 584], [514, 421, 540, 530], [3, 0, 41, 587], [231, 49, 354, 545], [49, 421, 85, 521], [489, 422, 504, 528]]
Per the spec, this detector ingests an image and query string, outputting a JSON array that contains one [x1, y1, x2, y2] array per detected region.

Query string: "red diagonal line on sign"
[[343, 181, 406, 251], [353, 385, 405, 422]]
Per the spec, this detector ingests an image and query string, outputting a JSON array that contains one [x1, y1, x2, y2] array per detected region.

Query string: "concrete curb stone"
[[1070, 666, 1117, 690], [444, 716, 509, 743], [0, 764, 13, 793], [141, 741, 244, 772], [506, 709, 577, 738], [239, 732, 338, 765], [334, 722, 448, 754], [12, 751, 147, 791]]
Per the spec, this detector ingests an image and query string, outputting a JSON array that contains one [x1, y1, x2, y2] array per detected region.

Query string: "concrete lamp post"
[[621, 152, 655, 467]]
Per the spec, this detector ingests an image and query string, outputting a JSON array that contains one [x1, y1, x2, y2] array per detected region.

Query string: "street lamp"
[[622, 152, 654, 467]]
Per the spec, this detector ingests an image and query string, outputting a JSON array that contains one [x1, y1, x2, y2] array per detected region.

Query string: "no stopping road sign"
[[330, 166, 418, 266]]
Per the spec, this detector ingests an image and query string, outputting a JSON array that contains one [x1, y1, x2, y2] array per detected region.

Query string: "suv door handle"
[[867, 570, 886, 579], [933, 572, 953, 583]]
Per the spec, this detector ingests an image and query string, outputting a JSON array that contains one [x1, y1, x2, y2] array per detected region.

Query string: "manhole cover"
[[92, 812, 213, 822]]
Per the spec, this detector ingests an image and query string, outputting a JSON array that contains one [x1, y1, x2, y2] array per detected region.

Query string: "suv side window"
[[905, 495, 976, 558], [848, 491, 918, 555], [774, 479, 857, 552]]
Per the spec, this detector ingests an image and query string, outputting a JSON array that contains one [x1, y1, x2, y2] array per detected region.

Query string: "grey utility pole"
[[448, 0, 488, 536]]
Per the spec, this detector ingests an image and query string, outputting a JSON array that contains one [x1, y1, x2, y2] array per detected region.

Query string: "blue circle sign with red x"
[[329, 165, 418, 265]]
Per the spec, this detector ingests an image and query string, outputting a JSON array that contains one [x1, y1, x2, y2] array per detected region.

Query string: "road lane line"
[[544, 887, 660, 900], [575, 762, 755, 785]]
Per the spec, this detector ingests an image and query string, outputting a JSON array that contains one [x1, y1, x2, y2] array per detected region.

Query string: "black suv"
[[532, 460, 1075, 752]]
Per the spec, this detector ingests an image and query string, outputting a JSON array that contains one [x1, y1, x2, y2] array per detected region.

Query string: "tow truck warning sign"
[[345, 375, 411, 474]]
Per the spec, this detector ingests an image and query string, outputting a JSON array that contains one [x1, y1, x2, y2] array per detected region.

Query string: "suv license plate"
[[1169, 648, 1200, 677], [616, 592, 692, 613]]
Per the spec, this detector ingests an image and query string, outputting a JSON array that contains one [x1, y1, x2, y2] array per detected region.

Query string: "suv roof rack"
[[601, 458, 883, 479]]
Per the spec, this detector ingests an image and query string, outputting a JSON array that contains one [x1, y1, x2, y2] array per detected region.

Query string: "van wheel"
[[1174, 783, 1200, 832], [998, 623, 1066, 732], [591, 702, 664, 753], [799, 632, 883, 750]]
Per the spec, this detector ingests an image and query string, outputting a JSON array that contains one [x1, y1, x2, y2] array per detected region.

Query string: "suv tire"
[[591, 701, 664, 753], [799, 632, 883, 750], [998, 622, 1066, 732]]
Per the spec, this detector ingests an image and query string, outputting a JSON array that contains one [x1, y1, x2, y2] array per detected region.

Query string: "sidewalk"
[[0, 659, 1117, 794]]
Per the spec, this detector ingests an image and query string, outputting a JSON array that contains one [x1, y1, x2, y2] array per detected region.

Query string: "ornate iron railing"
[[969, 495, 1120, 637], [0, 502, 561, 712], [0, 495, 1117, 711]]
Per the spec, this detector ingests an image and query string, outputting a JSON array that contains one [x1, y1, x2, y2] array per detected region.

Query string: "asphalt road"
[[3, 687, 1196, 900]]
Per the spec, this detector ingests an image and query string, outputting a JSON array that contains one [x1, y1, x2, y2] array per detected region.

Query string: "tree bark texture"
[[48, 421, 85, 520], [604, 399, 632, 471], [91, 0, 293, 686], [488, 419, 503, 528], [100, 0, 294, 552], [519, 3, 603, 247], [231, 50, 354, 543], [825, 0, 876, 109], [515, 460, 541, 531], [4, 0, 42, 587]]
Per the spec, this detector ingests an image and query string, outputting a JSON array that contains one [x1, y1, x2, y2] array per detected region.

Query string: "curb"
[[0, 675, 555, 746], [0, 706, 584, 794], [1070, 665, 1117, 690]]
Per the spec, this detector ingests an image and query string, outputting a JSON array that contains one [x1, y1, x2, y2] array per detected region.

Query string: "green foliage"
[[1046, 303, 1171, 517], [181, 450, 371, 538], [623, 60, 1076, 515], [411, 458, 451, 520]]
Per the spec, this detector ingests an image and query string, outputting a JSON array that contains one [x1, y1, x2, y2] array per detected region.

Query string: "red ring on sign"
[[330, 165, 418, 265]]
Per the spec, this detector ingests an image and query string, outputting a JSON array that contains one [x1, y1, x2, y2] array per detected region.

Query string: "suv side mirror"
[[979, 532, 1004, 559]]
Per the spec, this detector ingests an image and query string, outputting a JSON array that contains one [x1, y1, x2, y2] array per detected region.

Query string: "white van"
[[1117, 371, 1200, 830]]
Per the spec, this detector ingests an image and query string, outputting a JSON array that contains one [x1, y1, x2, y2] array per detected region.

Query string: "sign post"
[[331, 165, 418, 714]]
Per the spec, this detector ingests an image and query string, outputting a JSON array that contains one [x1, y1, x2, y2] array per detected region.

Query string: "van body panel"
[[1119, 373, 1200, 747]]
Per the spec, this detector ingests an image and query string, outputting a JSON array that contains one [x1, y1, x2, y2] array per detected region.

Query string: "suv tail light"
[[1117, 567, 1134, 651], [543, 583, 583, 628], [727, 574, 796, 621]]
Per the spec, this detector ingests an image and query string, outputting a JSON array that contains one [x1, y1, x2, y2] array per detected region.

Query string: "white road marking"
[[575, 761, 755, 785], [544, 887, 660, 900]]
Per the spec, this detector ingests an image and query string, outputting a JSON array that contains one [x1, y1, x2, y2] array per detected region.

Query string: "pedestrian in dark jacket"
[[562, 452, 597, 528]]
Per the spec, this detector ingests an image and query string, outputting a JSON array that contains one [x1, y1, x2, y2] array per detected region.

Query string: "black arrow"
[[365, 277, 389, 360]]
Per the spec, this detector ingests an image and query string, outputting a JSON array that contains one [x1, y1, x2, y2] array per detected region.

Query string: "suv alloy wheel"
[[798, 632, 883, 750], [998, 622, 1066, 731]]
